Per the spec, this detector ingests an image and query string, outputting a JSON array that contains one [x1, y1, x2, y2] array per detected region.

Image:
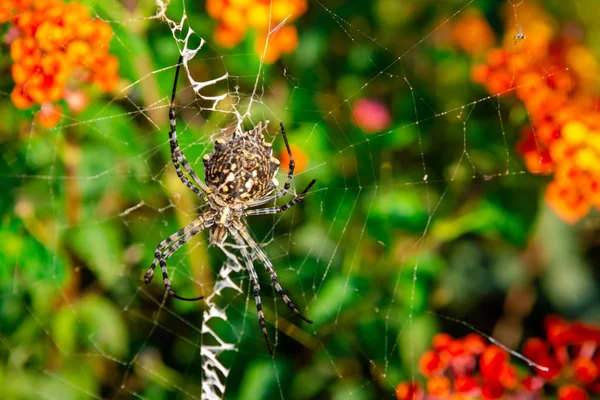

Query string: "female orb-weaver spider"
[[143, 56, 316, 356]]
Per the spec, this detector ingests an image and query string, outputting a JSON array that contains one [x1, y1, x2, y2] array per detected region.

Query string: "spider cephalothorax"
[[143, 55, 316, 356]]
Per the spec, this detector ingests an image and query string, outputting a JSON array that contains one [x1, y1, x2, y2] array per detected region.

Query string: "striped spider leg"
[[144, 216, 213, 301]]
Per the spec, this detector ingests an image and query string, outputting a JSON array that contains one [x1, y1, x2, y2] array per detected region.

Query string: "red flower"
[[427, 376, 451, 398], [396, 315, 598, 399], [559, 385, 589, 400], [454, 376, 479, 394], [419, 350, 447, 377], [395, 381, 423, 400], [481, 380, 504, 400], [432, 333, 454, 351], [479, 346, 508, 379], [573, 357, 598, 385]]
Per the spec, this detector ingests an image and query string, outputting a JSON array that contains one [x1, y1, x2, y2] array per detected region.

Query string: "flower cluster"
[[396, 333, 521, 400], [523, 316, 600, 399], [466, 2, 600, 223], [395, 316, 599, 400], [206, 0, 307, 63], [1, 0, 119, 128]]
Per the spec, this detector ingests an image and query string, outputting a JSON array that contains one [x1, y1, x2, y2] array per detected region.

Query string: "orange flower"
[[573, 357, 598, 385], [451, 9, 495, 55], [397, 318, 599, 399], [559, 385, 589, 400], [432, 333, 453, 351], [35, 103, 62, 129], [427, 376, 451, 398], [278, 143, 309, 174], [395, 382, 423, 400], [2, 0, 119, 128], [419, 350, 447, 377], [545, 181, 591, 224], [208, 0, 307, 62], [206, 0, 227, 19], [464, 333, 486, 355], [454, 376, 479, 395], [254, 33, 283, 64], [272, 26, 298, 54], [470, 2, 600, 223], [11, 84, 32, 110], [247, 3, 271, 31], [479, 346, 508, 379]]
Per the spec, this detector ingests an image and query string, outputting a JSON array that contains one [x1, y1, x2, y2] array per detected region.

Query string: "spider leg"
[[279, 122, 294, 192], [159, 256, 204, 302], [144, 216, 213, 301], [245, 179, 316, 216], [169, 55, 211, 201], [230, 229, 274, 357], [144, 217, 205, 283], [237, 226, 313, 324]]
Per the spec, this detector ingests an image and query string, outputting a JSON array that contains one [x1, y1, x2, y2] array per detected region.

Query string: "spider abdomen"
[[203, 124, 280, 202]]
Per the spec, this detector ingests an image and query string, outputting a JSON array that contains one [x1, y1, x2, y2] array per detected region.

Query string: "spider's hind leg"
[[238, 227, 313, 324], [159, 257, 204, 302], [143, 217, 212, 301], [230, 229, 275, 357]]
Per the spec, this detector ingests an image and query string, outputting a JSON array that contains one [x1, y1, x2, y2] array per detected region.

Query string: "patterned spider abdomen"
[[203, 122, 280, 202]]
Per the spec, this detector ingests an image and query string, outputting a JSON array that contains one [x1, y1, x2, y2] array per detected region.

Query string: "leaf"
[[52, 306, 78, 355], [238, 360, 280, 400], [399, 313, 438, 371], [79, 295, 129, 358], [68, 223, 123, 288], [308, 275, 362, 327]]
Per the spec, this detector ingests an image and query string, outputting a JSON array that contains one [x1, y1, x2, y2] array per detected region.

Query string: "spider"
[[514, 25, 526, 43], [143, 55, 316, 356]]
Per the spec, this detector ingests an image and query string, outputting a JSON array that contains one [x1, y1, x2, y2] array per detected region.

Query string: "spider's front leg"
[[168, 55, 212, 201], [144, 216, 212, 301], [245, 178, 316, 216]]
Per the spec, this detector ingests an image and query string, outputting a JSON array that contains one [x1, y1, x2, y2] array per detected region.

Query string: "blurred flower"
[[207, 0, 307, 63], [451, 9, 495, 55], [255, 25, 299, 64], [396, 316, 599, 400], [34, 102, 62, 129], [278, 143, 309, 174], [469, 2, 600, 223], [351, 98, 392, 134], [523, 316, 600, 398], [1, 0, 119, 128], [395, 381, 423, 400]]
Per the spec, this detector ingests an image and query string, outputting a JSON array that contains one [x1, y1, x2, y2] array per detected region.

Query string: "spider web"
[[1, 0, 591, 399]]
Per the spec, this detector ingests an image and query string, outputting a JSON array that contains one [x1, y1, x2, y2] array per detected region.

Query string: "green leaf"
[[52, 306, 78, 355], [68, 224, 123, 288], [399, 313, 437, 371], [238, 360, 280, 400], [79, 296, 129, 358], [309, 276, 361, 327]]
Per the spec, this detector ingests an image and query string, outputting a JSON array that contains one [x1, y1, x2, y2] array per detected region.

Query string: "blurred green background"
[[1, 0, 599, 399]]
